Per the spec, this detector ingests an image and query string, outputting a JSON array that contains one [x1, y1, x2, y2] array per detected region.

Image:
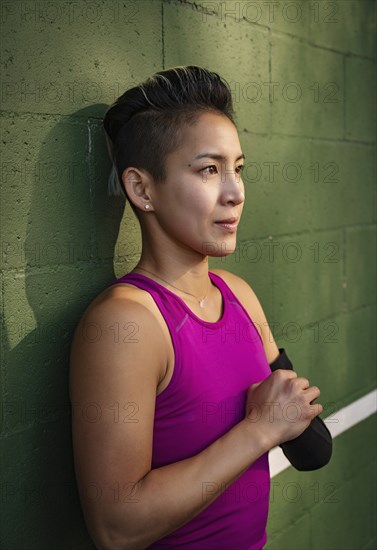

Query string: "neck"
[[134, 245, 211, 300]]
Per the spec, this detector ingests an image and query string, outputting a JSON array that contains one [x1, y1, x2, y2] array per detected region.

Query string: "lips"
[[215, 217, 238, 224], [214, 218, 239, 233]]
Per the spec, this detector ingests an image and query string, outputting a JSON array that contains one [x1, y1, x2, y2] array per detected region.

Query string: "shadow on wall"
[[2, 105, 132, 549]]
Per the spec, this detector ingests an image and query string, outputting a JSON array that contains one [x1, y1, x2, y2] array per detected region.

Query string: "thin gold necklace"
[[133, 266, 211, 308]]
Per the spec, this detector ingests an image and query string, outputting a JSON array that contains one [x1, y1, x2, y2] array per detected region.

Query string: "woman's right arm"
[[69, 296, 322, 550]]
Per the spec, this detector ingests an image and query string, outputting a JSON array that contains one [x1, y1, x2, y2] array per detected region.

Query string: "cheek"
[[162, 172, 216, 221], [182, 186, 216, 214]]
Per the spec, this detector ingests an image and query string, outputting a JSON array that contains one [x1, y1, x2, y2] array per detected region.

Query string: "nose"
[[221, 169, 245, 206]]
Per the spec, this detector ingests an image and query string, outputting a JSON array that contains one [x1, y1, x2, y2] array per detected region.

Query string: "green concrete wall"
[[1, 1, 376, 548]]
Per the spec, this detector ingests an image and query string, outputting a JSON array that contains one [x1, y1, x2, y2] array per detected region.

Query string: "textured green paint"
[[346, 56, 377, 142], [309, 141, 376, 230], [1, 1, 162, 116], [164, 2, 271, 134], [265, 414, 377, 549], [346, 227, 377, 309], [0, 116, 92, 272], [1, 1, 376, 549], [271, 33, 344, 139], [237, 133, 313, 237], [309, 0, 376, 57]]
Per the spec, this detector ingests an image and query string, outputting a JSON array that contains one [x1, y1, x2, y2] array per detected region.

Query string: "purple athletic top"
[[107, 270, 271, 549]]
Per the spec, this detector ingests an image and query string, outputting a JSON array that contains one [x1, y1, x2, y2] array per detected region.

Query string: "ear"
[[121, 167, 153, 211]]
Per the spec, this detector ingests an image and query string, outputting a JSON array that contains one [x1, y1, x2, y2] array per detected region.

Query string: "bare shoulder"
[[77, 280, 158, 319], [72, 281, 169, 346], [210, 268, 259, 301], [210, 268, 263, 311], [69, 282, 169, 400], [210, 268, 280, 364]]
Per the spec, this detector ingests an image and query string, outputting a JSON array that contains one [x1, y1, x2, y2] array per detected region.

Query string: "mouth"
[[214, 217, 239, 232]]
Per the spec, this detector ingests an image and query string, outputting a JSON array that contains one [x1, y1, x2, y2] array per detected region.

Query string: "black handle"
[[269, 348, 333, 471]]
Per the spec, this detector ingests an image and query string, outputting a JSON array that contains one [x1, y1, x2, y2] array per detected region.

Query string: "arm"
[[69, 295, 322, 550]]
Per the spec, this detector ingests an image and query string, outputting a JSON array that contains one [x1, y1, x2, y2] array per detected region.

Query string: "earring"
[[144, 204, 151, 210]]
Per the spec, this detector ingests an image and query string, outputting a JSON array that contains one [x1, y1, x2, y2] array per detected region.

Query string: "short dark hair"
[[103, 65, 236, 216]]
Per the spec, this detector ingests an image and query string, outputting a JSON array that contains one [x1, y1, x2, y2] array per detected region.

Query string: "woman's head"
[[103, 65, 237, 217]]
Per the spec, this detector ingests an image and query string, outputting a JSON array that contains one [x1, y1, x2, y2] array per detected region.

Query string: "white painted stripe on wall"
[[269, 389, 377, 478]]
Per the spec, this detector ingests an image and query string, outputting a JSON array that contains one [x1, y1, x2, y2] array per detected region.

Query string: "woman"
[[69, 66, 323, 549]]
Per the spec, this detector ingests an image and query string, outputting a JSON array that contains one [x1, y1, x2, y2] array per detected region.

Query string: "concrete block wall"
[[1, 1, 375, 548]]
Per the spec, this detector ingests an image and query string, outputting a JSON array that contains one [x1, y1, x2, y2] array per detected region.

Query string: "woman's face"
[[149, 111, 246, 258]]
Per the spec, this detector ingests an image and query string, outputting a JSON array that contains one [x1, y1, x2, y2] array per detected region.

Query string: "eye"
[[201, 165, 218, 175], [236, 165, 245, 174]]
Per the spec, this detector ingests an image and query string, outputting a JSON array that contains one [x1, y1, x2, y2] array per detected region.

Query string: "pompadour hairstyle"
[[103, 65, 236, 216]]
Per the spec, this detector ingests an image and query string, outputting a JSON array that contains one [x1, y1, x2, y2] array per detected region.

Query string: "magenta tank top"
[[107, 271, 272, 549]]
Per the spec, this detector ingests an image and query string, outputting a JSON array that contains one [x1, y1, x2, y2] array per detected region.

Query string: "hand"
[[244, 370, 323, 449]]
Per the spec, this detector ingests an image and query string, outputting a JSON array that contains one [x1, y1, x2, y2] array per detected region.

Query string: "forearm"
[[107, 419, 271, 549]]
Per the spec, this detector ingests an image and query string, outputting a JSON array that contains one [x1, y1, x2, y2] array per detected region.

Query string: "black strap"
[[269, 348, 294, 371], [269, 348, 333, 471]]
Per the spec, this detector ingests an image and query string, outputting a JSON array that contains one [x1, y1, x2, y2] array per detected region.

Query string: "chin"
[[201, 239, 237, 257]]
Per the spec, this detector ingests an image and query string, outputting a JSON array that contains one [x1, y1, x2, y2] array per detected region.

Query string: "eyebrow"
[[194, 152, 245, 162]]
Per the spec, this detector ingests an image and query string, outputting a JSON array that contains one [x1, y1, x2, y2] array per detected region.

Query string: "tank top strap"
[[106, 272, 191, 334], [206, 271, 237, 300], [208, 271, 264, 346]]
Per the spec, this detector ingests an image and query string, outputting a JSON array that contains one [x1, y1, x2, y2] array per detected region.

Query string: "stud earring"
[[144, 204, 151, 210]]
